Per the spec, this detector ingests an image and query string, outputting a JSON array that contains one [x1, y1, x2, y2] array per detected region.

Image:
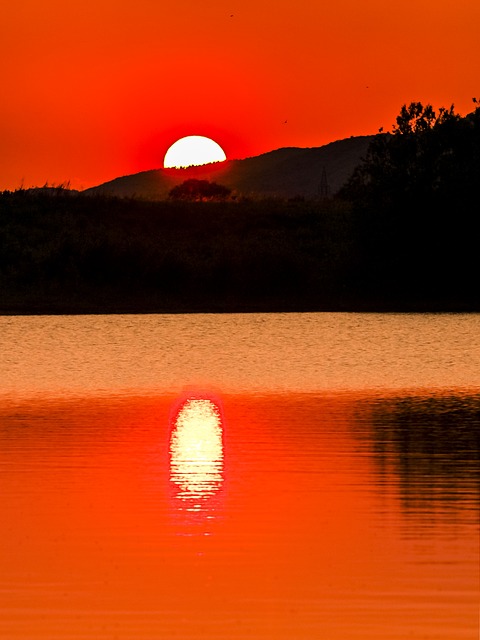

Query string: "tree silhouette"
[[169, 179, 231, 201], [338, 101, 480, 300], [339, 101, 477, 204]]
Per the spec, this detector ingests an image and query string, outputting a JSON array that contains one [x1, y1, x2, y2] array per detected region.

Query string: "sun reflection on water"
[[169, 397, 224, 511]]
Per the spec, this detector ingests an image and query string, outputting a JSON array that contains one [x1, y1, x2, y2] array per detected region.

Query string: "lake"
[[1, 313, 479, 639]]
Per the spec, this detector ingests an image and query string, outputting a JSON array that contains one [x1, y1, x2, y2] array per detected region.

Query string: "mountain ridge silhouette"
[[83, 135, 373, 200]]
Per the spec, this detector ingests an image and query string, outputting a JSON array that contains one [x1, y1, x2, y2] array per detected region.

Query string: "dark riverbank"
[[3, 296, 477, 315], [2, 102, 478, 315], [1, 190, 478, 314]]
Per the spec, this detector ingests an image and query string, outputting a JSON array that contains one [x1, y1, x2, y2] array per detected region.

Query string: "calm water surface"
[[0, 313, 479, 639]]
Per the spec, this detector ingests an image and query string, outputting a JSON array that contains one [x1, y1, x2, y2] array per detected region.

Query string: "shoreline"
[[2, 192, 478, 317], [1, 297, 478, 315]]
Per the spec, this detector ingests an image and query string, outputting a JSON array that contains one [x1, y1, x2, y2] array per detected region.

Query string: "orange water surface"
[[1, 313, 478, 639], [0, 390, 478, 640]]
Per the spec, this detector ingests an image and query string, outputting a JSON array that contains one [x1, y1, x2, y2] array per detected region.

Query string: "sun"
[[164, 135, 227, 169]]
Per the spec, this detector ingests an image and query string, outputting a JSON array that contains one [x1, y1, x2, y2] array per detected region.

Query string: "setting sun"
[[164, 136, 227, 169]]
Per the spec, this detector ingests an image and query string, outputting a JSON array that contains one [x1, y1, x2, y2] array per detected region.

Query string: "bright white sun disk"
[[164, 136, 226, 168]]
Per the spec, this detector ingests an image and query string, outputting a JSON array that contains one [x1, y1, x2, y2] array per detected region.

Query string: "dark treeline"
[[0, 193, 361, 312], [1, 101, 479, 313], [338, 101, 480, 308]]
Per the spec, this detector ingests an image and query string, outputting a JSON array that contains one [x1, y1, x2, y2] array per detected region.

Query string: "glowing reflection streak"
[[170, 398, 224, 509]]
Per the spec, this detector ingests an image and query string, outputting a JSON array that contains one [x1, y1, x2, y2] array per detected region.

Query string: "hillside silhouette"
[[1, 103, 478, 314], [83, 136, 373, 200]]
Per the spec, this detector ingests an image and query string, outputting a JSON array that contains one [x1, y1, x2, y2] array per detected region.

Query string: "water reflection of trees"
[[363, 394, 480, 517]]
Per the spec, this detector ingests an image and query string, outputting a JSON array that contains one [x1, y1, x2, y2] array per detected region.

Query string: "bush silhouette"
[[169, 179, 231, 201]]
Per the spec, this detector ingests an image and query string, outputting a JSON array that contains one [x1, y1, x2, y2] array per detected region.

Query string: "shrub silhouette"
[[169, 179, 231, 201]]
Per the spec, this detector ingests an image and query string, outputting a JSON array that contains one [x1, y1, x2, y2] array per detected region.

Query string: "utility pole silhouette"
[[319, 166, 330, 199]]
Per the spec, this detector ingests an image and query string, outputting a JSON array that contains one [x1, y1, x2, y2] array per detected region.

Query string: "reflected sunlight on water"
[[0, 313, 479, 640], [170, 397, 224, 510], [0, 390, 478, 639]]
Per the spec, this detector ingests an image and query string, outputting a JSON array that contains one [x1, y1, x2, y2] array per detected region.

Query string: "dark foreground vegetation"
[[1, 102, 479, 314]]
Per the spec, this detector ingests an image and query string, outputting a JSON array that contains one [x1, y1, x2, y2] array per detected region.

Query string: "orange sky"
[[2, 0, 479, 190]]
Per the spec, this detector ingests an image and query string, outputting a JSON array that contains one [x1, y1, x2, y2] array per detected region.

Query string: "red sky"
[[2, 0, 479, 191]]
